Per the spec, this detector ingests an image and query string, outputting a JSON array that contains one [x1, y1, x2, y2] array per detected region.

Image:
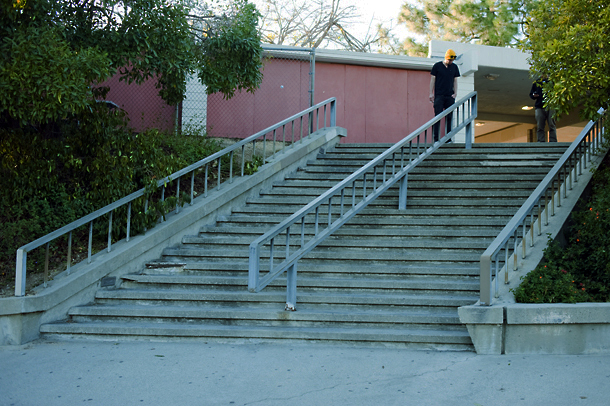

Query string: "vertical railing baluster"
[[363, 174, 367, 198], [314, 207, 319, 235], [544, 189, 549, 226], [176, 178, 181, 214], [44, 242, 50, 288], [513, 229, 518, 270], [88, 221, 93, 264], [300, 116, 304, 143], [324, 104, 327, 127], [327, 197, 332, 226], [217, 158, 221, 190], [190, 171, 195, 205], [340, 189, 345, 217], [204, 164, 209, 197], [537, 199, 542, 236], [241, 145, 246, 177], [229, 151, 234, 183], [67, 231, 72, 275], [551, 177, 555, 216], [383, 160, 387, 183], [126, 202, 131, 241], [269, 238, 274, 272], [108, 210, 113, 252], [495, 253, 500, 298], [301, 218, 305, 247]]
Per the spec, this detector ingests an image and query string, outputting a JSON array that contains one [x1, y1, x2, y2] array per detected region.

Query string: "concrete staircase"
[[41, 142, 570, 350]]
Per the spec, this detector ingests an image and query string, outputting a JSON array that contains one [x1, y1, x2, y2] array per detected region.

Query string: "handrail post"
[[398, 174, 408, 210], [15, 249, 27, 297], [480, 254, 492, 305], [330, 99, 336, 127], [248, 244, 260, 292], [286, 263, 297, 311]]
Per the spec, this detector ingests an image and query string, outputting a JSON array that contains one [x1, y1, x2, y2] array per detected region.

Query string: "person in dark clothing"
[[529, 77, 557, 142], [430, 49, 461, 142]]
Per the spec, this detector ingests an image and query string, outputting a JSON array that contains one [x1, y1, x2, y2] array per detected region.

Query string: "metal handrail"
[[479, 108, 607, 305], [249, 92, 478, 310], [14, 98, 338, 297]]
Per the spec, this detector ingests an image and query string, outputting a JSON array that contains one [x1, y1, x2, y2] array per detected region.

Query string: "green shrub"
[[0, 106, 224, 294], [512, 240, 590, 303], [513, 153, 610, 303]]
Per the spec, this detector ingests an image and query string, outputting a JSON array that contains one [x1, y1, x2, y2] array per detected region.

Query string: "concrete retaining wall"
[[0, 127, 347, 345], [459, 303, 610, 355]]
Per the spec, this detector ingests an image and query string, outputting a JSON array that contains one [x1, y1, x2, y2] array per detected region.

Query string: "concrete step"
[[145, 262, 480, 277], [199, 225, 505, 237], [40, 142, 569, 348], [92, 289, 478, 308], [40, 322, 473, 350], [65, 304, 464, 326], [120, 274, 479, 293]]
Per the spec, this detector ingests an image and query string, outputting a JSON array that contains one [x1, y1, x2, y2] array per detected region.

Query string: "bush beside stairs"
[[41, 142, 570, 350]]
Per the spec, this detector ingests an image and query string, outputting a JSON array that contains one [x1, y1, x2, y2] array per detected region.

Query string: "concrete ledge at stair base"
[[459, 303, 610, 355], [0, 126, 347, 346]]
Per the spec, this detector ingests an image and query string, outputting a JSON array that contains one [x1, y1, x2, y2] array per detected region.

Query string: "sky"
[[251, 0, 410, 46], [354, 0, 405, 25]]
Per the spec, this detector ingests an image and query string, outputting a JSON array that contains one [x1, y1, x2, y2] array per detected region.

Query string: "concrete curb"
[[0, 127, 347, 345]]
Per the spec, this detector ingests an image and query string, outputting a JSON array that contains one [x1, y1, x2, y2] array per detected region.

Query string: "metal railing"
[[248, 92, 478, 310], [479, 108, 607, 305], [14, 98, 338, 297]]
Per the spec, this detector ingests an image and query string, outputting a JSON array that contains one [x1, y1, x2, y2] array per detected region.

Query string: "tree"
[[256, 0, 390, 52], [0, 0, 263, 130], [523, 0, 610, 121], [396, 0, 531, 56]]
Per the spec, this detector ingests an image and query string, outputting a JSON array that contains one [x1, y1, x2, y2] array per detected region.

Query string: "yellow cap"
[[445, 49, 457, 60]]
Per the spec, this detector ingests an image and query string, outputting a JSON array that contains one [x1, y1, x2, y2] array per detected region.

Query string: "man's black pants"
[[433, 95, 455, 142]]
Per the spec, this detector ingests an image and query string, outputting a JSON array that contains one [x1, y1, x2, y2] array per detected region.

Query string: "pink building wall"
[[206, 58, 311, 138], [99, 58, 434, 143], [314, 63, 433, 143], [100, 74, 176, 133]]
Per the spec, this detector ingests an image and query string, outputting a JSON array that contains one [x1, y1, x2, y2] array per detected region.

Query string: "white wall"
[[182, 75, 207, 130]]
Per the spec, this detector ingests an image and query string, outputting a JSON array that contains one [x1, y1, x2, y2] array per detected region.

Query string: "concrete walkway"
[[1, 340, 609, 406]]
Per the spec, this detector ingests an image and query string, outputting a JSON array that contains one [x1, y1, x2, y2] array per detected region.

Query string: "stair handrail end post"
[[15, 248, 27, 297], [480, 254, 492, 306], [285, 263, 297, 311], [248, 231, 261, 293]]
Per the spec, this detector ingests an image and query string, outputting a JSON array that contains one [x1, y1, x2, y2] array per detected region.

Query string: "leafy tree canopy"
[[0, 0, 263, 128], [523, 0, 610, 120], [396, 0, 530, 56]]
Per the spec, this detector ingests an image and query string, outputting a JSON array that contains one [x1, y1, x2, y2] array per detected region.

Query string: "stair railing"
[[249, 92, 478, 310], [479, 108, 607, 305], [13, 98, 338, 297]]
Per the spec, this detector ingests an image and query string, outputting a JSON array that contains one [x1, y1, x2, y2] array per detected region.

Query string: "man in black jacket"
[[529, 77, 557, 142], [429, 49, 461, 142]]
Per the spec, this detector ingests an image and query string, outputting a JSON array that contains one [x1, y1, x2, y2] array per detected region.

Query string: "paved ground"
[[1, 339, 609, 406]]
